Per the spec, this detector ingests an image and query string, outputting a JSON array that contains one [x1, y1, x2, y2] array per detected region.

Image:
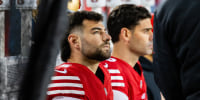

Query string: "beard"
[[81, 42, 111, 61]]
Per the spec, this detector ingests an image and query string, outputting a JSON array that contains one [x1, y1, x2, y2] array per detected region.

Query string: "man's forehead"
[[83, 19, 102, 25], [138, 18, 151, 24], [137, 18, 152, 27], [83, 20, 104, 29]]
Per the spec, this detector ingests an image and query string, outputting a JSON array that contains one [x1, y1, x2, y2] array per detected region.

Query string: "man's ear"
[[68, 34, 81, 49], [120, 27, 132, 42]]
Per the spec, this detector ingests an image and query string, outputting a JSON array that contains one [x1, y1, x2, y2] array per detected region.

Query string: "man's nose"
[[103, 32, 112, 41], [149, 31, 153, 41]]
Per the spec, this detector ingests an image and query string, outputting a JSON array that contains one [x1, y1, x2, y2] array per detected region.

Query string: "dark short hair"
[[107, 4, 151, 43], [61, 11, 103, 62]]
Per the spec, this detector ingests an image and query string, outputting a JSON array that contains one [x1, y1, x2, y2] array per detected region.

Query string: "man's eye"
[[93, 31, 100, 34], [144, 29, 150, 33]]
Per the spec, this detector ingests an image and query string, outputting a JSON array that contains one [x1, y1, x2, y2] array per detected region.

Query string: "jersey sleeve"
[[46, 64, 86, 100]]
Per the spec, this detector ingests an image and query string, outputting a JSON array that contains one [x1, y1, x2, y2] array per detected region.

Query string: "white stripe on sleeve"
[[108, 69, 120, 73], [48, 83, 83, 88], [111, 82, 125, 87], [51, 76, 80, 80], [111, 76, 123, 80], [47, 90, 85, 95], [53, 96, 82, 100]]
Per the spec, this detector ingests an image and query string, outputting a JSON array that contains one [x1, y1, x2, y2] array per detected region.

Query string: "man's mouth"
[[103, 44, 110, 49]]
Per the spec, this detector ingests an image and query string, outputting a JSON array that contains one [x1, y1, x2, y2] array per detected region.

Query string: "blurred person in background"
[[153, 0, 200, 99], [139, 54, 161, 100], [139, 14, 162, 100], [46, 11, 113, 100], [101, 4, 153, 100]]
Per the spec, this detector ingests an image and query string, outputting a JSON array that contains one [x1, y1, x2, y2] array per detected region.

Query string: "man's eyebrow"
[[91, 27, 103, 31], [143, 28, 153, 30]]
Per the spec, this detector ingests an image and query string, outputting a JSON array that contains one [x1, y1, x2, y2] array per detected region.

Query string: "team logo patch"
[[61, 64, 71, 68], [55, 69, 67, 74], [106, 58, 116, 62]]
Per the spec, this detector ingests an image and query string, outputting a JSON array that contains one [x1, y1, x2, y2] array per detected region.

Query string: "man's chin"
[[146, 51, 153, 55], [103, 51, 111, 59], [89, 49, 111, 61], [98, 54, 111, 61]]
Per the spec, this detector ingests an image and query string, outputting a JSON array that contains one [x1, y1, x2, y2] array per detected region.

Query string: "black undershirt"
[[134, 63, 141, 76], [95, 67, 104, 84]]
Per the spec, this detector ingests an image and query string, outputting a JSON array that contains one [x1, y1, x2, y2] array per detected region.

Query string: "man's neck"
[[68, 55, 99, 73], [112, 42, 139, 67]]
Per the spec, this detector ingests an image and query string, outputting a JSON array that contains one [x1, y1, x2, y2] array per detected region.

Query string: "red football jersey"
[[100, 56, 147, 100], [46, 62, 113, 100]]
